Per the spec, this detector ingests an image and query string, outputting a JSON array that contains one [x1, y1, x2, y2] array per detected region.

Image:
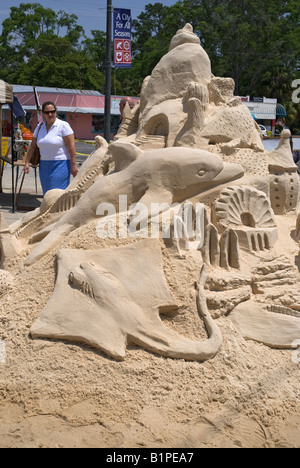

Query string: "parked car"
[[258, 124, 268, 137]]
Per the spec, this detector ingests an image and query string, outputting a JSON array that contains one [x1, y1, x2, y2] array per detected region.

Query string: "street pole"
[[104, 0, 112, 143], [10, 101, 15, 212]]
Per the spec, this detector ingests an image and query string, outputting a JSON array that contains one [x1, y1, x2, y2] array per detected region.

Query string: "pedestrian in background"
[[25, 102, 78, 194], [119, 96, 135, 121]]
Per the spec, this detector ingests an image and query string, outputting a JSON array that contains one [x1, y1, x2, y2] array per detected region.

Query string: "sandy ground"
[[0, 210, 299, 449]]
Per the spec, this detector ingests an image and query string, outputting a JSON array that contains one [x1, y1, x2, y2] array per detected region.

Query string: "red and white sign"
[[114, 39, 132, 65]]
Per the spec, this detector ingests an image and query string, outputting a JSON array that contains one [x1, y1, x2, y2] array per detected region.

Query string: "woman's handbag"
[[30, 123, 42, 166]]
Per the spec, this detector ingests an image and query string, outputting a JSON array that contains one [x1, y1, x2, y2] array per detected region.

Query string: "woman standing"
[[25, 102, 78, 194]]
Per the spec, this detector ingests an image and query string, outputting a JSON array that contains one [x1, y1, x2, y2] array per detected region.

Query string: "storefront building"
[[2, 86, 287, 141], [2, 85, 140, 140], [241, 96, 287, 136]]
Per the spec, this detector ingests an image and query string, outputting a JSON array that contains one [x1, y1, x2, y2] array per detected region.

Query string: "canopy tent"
[[276, 103, 287, 118], [0, 80, 13, 104]]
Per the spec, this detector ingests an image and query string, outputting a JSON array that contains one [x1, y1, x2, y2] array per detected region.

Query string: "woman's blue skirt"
[[39, 160, 71, 195]]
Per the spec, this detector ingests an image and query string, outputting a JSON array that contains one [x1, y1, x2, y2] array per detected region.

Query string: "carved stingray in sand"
[[31, 240, 222, 361], [24, 143, 243, 265]]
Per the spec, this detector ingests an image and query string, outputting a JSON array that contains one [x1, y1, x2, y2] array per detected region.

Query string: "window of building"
[[57, 112, 66, 121], [92, 115, 104, 134], [92, 114, 120, 136]]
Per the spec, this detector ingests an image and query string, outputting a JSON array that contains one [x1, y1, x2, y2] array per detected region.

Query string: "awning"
[[11, 105, 121, 116], [0, 80, 13, 104], [276, 103, 287, 117]]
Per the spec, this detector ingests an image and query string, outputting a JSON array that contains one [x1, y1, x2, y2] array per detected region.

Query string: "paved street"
[[0, 141, 96, 225], [74, 140, 96, 164]]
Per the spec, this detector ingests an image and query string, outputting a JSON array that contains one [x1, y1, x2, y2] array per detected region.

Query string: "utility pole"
[[104, 0, 112, 143]]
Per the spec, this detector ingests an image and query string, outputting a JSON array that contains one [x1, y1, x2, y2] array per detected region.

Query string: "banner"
[[113, 8, 132, 68], [11, 95, 26, 118]]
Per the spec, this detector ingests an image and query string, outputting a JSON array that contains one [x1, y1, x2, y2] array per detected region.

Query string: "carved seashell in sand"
[[213, 186, 277, 252]]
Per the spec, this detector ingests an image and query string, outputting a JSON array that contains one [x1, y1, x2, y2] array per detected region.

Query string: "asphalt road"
[[75, 141, 96, 165]]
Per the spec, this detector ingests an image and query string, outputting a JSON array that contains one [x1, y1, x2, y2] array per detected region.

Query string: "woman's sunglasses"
[[43, 110, 56, 115]]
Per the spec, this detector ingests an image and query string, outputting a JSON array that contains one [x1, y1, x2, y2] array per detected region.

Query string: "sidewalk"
[[0, 141, 94, 226], [0, 162, 43, 225]]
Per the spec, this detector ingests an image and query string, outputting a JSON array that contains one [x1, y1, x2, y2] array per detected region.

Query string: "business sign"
[[250, 96, 264, 103], [113, 8, 132, 68], [1, 137, 9, 157]]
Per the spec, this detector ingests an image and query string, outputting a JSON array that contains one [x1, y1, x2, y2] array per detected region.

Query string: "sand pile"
[[1, 22, 299, 449], [0, 215, 299, 448]]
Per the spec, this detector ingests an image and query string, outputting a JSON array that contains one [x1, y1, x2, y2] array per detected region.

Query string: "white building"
[[241, 96, 286, 136]]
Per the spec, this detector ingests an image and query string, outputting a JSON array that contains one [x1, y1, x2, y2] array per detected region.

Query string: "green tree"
[[112, 2, 189, 96], [180, 0, 300, 95], [1, 2, 84, 49], [132, 2, 188, 75], [0, 3, 85, 82], [129, 0, 300, 94], [1, 0, 299, 129], [126, 0, 299, 124], [82, 31, 107, 73], [16, 35, 105, 91]]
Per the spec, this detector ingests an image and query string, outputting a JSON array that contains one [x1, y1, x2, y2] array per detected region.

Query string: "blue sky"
[[0, 1, 179, 37]]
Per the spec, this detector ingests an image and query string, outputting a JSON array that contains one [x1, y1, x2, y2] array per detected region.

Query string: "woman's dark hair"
[[42, 101, 57, 112]]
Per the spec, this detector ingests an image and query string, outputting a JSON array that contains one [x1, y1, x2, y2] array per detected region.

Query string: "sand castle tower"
[[268, 129, 299, 215]]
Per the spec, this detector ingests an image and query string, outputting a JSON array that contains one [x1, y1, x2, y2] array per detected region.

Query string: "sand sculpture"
[[1, 23, 300, 363], [31, 241, 222, 361], [23, 145, 243, 266], [0, 269, 13, 297]]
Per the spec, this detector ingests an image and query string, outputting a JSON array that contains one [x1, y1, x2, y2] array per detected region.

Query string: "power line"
[[47, 0, 148, 11], [48, 0, 104, 5]]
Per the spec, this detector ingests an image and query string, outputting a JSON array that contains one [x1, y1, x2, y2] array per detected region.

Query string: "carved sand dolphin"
[[25, 144, 243, 265]]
